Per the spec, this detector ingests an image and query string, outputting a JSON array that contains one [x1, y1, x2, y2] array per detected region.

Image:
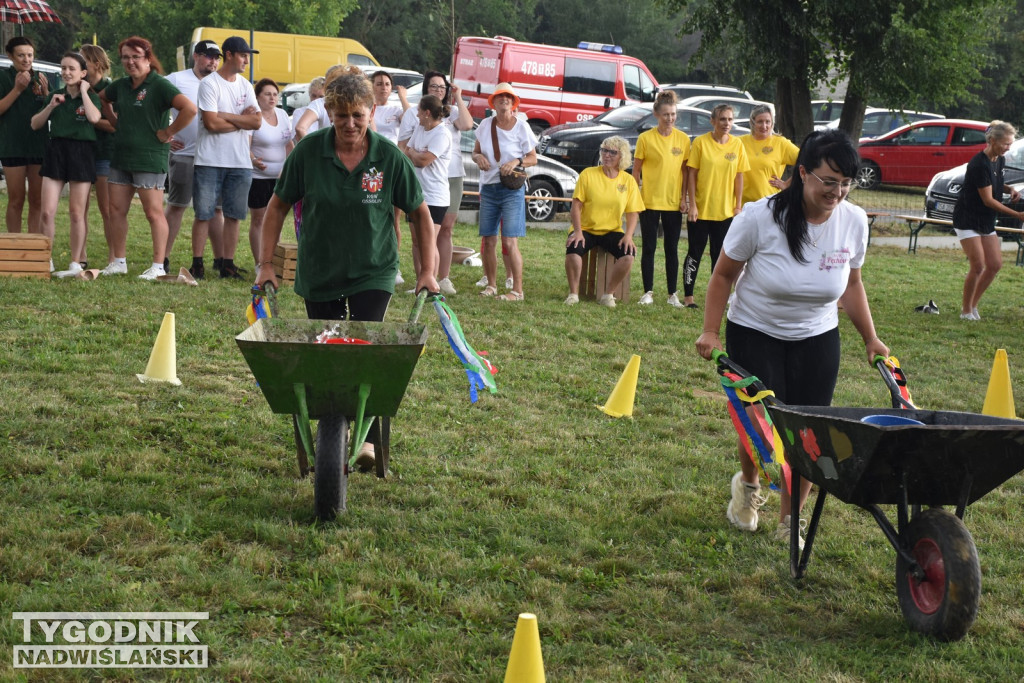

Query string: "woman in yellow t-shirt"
[[740, 104, 799, 205], [684, 104, 749, 308], [564, 135, 644, 307], [633, 90, 689, 307]]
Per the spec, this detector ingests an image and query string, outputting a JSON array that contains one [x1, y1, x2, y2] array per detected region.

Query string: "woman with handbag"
[[471, 83, 537, 301]]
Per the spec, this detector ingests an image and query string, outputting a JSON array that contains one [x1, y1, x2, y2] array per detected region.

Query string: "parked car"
[[536, 103, 748, 173], [659, 83, 753, 101], [679, 95, 774, 123], [811, 99, 845, 127], [280, 67, 424, 113], [458, 128, 578, 222], [0, 56, 62, 90], [855, 119, 990, 190], [828, 107, 943, 138], [925, 137, 1024, 229]]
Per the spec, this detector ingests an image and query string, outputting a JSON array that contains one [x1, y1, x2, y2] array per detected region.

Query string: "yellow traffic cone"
[[504, 613, 545, 683], [137, 312, 182, 386], [982, 348, 1015, 418], [599, 354, 640, 418]]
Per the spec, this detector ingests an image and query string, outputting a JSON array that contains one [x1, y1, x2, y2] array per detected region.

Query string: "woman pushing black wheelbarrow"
[[695, 129, 888, 546]]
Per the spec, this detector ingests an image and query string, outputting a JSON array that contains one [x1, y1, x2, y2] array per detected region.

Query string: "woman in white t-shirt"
[[403, 95, 452, 272], [248, 78, 293, 264], [370, 70, 409, 143], [695, 129, 889, 548]]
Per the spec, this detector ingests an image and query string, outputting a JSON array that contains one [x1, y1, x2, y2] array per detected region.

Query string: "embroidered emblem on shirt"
[[671, 147, 683, 156], [361, 167, 384, 203], [616, 183, 627, 193], [134, 88, 147, 106], [761, 145, 774, 155], [724, 152, 737, 162]]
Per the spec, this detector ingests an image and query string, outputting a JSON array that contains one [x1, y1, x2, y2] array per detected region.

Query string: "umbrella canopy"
[[0, 0, 62, 24]]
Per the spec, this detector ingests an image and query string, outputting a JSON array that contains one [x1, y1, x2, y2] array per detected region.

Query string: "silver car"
[[458, 128, 578, 222]]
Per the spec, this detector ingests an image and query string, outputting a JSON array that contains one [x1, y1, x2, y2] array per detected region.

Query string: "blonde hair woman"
[[564, 135, 643, 307]]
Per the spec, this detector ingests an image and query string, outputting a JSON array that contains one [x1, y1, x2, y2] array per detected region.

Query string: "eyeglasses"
[[600, 148, 620, 156], [120, 55, 147, 62], [808, 170, 855, 191], [427, 84, 446, 92]]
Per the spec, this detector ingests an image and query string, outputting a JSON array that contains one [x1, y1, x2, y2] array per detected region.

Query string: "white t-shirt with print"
[[407, 123, 451, 207], [725, 197, 868, 341], [249, 107, 293, 179], [373, 103, 404, 143], [195, 72, 258, 168], [399, 104, 467, 177]]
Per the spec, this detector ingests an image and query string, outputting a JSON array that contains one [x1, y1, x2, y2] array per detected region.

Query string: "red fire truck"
[[451, 36, 659, 134]]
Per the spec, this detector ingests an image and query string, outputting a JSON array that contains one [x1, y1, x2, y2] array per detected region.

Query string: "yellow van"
[[176, 28, 378, 84]]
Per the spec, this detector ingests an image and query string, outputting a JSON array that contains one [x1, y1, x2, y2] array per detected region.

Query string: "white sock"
[[152, 262, 164, 271], [115, 257, 127, 265]]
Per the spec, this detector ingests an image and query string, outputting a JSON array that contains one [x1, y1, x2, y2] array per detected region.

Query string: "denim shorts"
[[479, 183, 526, 238], [109, 166, 166, 190], [94, 158, 111, 177], [193, 165, 251, 221]]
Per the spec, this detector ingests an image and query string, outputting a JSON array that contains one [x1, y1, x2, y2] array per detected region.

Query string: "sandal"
[[497, 291, 524, 301], [480, 285, 498, 296]]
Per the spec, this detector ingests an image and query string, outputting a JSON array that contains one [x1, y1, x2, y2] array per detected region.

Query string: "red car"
[[855, 119, 990, 190]]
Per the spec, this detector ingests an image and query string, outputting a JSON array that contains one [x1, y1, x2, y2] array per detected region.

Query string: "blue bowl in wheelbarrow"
[[767, 405, 1024, 508]]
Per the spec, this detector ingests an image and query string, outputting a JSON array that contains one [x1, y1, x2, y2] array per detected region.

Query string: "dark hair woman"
[[696, 129, 889, 549]]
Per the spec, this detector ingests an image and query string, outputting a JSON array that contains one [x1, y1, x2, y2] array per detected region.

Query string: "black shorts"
[[427, 204, 448, 225], [247, 177, 277, 209], [1, 156, 44, 167], [566, 230, 632, 259], [40, 138, 96, 183], [724, 320, 840, 406], [304, 289, 392, 322]]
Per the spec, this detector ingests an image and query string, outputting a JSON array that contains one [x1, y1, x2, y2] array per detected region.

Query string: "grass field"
[[3, 193, 1024, 681]]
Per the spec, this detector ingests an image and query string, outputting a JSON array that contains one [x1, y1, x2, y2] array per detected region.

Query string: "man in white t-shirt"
[[164, 40, 225, 279], [192, 36, 260, 279]]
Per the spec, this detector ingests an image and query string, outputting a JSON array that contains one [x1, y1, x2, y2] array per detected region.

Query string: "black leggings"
[[304, 289, 392, 322], [724, 321, 840, 406], [639, 209, 683, 293], [683, 218, 731, 298]]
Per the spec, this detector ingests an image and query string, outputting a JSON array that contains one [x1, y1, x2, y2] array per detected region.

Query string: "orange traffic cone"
[[599, 354, 640, 418], [504, 613, 545, 682], [982, 348, 1015, 418], [137, 312, 181, 385]]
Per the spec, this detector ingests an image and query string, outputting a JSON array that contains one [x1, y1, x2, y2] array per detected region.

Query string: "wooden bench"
[[995, 226, 1024, 266], [865, 211, 889, 246], [893, 214, 954, 253], [580, 247, 630, 303]]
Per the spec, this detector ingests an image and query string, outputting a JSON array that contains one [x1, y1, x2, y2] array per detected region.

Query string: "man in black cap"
[[193, 36, 261, 279], [164, 40, 224, 278]]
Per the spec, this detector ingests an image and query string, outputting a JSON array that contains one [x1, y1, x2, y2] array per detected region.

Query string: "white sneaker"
[[638, 291, 654, 305], [972, 307, 980, 320], [438, 277, 457, 295], [505, 277, 514, 290], [54, 262, 84, 279], [395, 270, 405, 285], [774, 514, 807, 551], [960, 312, 979, 321], [476, 275, 489, 287], [100, 261, 128, 276], [138, 265, 166, 281], [726, 471, 767, 532], [598, 293, 616, 308], [564, 293, 579, 305], [667, 293, 685, 308]]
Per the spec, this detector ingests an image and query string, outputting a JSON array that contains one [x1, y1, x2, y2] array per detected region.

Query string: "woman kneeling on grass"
[[695, 129, 889, 547], [31, 52, 102, 278]]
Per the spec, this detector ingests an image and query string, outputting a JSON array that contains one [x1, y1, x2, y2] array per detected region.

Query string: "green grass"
[[3, 193, 1024, 680]]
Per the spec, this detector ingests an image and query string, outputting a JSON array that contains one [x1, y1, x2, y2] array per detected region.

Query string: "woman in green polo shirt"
[[81, 44, 116, 269], [255, 70, 438, 475], [99, 36, 196, 280], [31, 52, 103, 279], [0, 37, 49, 234]]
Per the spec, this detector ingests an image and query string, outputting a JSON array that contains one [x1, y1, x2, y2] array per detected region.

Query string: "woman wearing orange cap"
[[471, 82, 537, 301]]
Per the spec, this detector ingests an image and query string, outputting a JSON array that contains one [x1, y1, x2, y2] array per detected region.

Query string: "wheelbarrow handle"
[[711, 349, 777, 405], [256, 281, 279, 318], [874, 356, 916, 410], [408, 288, 439, 323]]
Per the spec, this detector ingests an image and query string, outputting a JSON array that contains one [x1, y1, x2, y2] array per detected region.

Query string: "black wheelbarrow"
[[713, 350, 1024, 641], [236, 288, 430, 521]]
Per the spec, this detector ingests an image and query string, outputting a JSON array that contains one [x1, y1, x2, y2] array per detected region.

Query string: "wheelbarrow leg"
[[292, 383, 314, 477], [292, 415, 310, 477], [790, 468, 827, 580], [371, 417, 391, 479]]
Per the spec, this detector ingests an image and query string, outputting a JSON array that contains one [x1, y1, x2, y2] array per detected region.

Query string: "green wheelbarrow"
[[236, 288, 430, 520]]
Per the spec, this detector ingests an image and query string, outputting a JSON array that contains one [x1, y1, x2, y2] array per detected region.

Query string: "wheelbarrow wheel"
[[314, 414, 348, 521], [895, 508, 980, 641]]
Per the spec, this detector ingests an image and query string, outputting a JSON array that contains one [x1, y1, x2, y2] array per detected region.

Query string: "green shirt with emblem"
[[43, 87, 101, 141], [0, 66, 49, 158], [274, 128, 424, 301], [92, 77, 113, 161], [105, 70, 181, 173]]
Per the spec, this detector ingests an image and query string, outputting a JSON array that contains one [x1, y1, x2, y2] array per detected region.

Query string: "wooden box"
[[273, 242, 297, 285], [580, 247, 630, 303], [0, 233, 51, 279]]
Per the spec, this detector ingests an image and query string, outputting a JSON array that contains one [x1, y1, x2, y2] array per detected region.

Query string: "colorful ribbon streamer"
[[432, 296, 497, 403], [720, 372, 790, 493]]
